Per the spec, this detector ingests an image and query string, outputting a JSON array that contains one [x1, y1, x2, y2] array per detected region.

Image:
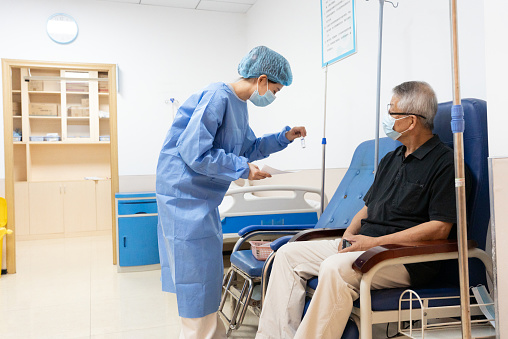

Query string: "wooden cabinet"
[[5, 61, 116, 239]]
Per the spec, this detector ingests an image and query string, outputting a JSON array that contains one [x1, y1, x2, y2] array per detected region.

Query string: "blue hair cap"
[[238, 46, 293, 86]]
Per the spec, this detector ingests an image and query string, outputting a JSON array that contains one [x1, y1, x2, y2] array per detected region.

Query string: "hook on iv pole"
[[385, 0, 398, 8], [365, 0, 399, 8]]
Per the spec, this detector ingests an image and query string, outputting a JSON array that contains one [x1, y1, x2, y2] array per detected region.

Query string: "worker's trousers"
[[256, 239, 411, 339], [179, 312, 226, 339]]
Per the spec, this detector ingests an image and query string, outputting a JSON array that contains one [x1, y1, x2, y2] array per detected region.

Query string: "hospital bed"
[[219, 184, 326, 246], [114, 184, 325, 272]]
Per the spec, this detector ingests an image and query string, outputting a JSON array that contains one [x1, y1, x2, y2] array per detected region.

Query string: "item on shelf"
[[68, 106, 89, 117], [29, 136, 45, 142], [13, 130, 22, 142], [45, 133, 61, 142], [12, 101, 21, 116], [99, 135, 110, 142], [30, 103, 59, 116], [81, 98, 89, 106], [28, 81, 43, 91], [84, 176, 104, 180], [98, 74, 108, 91], [98, 110, 110, 118], [43, 81, 60, 92], [66, 83, 88, 92]]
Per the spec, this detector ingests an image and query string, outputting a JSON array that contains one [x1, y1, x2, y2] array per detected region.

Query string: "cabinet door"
[[63, 181, 97, 234], [63, 70, 94, 142], [14, 182, 30, 236], [96, 180, 112, 231], [118, 216, 159, 267], [29, 182, 64, 235]]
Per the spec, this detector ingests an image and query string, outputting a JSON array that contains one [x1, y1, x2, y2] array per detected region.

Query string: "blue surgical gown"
[[156, 82, 291, 318]]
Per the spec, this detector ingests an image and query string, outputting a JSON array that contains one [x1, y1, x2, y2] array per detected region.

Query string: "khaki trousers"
[[179, 312, 226, 339], [256, 239, 411, 339]]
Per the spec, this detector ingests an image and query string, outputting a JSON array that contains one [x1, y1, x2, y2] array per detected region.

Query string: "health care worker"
[[156, 46, 306, 338]]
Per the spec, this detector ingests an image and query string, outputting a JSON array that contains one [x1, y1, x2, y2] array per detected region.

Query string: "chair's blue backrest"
[[433, 98, 489, 287], [315, 138, 400, 229]]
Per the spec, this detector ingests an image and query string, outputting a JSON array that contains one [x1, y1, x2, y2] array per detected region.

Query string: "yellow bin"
[[0, 197, 11, 278]]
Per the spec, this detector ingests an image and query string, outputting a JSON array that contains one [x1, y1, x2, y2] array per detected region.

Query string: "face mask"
[[249, 80, 276, 107], [382, 114, 410, 140]]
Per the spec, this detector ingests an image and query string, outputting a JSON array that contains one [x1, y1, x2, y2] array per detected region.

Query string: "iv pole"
[[373, 0, 384, 173], [449, 0, 472, 337], [365, 0, 472, 336], [371, 0, 397, 173]]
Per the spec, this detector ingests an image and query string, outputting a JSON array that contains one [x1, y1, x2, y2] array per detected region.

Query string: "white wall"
[[0, 0, 247, 177], [245, 0, 486, 170], [0, 0, 488, 175], [484, 2, 508, 158]]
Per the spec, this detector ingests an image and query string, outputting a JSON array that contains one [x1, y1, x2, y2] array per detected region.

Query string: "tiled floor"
[[0, 235, 259, 339], [3, 235, 462, 339]]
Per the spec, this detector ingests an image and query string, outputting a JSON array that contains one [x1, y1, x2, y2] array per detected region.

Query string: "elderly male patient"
[[256, 81, 461, 339]]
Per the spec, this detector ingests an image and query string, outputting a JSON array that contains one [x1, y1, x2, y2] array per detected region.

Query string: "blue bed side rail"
[[222, 212, 318, 234]]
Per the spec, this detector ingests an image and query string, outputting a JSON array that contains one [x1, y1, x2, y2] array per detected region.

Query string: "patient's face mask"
[[249, 79, 276, 107], [382, 114, 410, 140]]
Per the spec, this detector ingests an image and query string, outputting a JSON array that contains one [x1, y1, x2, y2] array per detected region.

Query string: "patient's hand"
[[339, 234, 379, 253]]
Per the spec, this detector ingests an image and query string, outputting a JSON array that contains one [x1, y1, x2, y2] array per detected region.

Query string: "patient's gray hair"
[[392, 81, 437, 130]]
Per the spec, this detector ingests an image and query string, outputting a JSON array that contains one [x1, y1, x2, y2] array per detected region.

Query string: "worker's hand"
[[285, 126, 307, 141], [339, 234, 379, 253], [247, 163, 272, 180]]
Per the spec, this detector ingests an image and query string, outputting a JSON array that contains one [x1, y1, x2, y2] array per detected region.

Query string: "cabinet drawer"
[[118, 216, 159, 267], [117, 199, 157, 215]]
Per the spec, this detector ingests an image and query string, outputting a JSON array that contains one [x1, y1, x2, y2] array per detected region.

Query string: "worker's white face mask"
[[249, 80, 276, 107], [382, 114, 410, 140]]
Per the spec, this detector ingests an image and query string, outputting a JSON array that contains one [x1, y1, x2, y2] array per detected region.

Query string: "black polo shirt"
[[361, 135, 460, 286]]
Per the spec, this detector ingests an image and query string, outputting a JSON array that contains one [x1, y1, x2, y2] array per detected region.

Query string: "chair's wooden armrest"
[[289, 228, 346, 242], [353, 239, 478, 273]]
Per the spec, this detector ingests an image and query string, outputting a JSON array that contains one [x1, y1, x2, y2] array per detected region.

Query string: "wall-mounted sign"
[[321, 0, 357, 67]]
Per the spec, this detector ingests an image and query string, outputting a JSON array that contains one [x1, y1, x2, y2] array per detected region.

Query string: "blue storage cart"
[[115, 192, 160, 272]]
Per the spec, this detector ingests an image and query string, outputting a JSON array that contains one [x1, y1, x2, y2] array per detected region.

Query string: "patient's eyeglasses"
[[387, 104, 427, 119]]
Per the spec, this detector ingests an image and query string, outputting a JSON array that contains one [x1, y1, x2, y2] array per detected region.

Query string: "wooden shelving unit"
[[2, 59, 119, 273]]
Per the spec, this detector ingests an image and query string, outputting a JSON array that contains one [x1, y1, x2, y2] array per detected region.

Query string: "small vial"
[[300, 137, 306, 148]]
